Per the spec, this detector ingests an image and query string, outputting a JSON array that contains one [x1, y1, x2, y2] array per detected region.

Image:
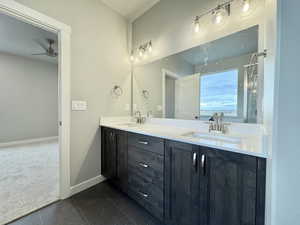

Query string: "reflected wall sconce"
[[111, 85, 123, 98], [193, 0, 252, 32], [142, 90, 150, 99], [130, 41, 153, 63]]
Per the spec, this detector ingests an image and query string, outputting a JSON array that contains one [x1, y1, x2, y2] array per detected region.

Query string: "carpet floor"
[[0, 140, 59, 225]]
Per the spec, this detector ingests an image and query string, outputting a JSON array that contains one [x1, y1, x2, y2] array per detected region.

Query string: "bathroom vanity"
[[100, 121, 266, 225], [101, 11, 267, 225]]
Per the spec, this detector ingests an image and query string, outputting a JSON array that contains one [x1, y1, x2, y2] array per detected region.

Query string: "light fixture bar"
[[194, 0, 234, 20]]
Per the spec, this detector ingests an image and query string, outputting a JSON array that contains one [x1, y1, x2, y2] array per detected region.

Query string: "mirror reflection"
[[133, 26, 263, 123]]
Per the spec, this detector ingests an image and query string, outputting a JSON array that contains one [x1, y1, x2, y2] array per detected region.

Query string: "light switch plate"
[[72, 100, 88, 111]]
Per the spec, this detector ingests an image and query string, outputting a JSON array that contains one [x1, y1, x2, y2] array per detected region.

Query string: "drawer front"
[[128, 147, 164, 186], [127, 186, 164, 221], [128, 133, 164, 155], [128, 171, 163, 202]]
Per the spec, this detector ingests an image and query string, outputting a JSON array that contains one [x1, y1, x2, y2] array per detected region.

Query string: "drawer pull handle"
[[138, 191, 149, 198], [139, 163, 149, 168], [138, 141, 149, 145]]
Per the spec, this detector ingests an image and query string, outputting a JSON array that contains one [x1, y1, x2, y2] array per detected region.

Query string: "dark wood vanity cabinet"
[[198, 147, 266, 225], [101, 127, 266, 225], [101, 127, 128, 192], [164, 140, 266, 225], [101, 127, 117, 179], [164, 141, 201, 225]]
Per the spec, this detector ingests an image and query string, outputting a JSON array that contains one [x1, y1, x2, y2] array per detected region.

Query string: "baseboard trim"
[[70, 175, 106, 196], [0, 136, 59, 148]]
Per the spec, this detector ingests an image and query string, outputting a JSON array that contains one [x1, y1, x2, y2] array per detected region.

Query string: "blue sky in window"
[[200, 70, 238, 116]]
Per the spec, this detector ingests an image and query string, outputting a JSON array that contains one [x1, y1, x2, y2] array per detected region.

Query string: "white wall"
[[15, 0, 131, 186], [273, 0, 300, 224], [0, 52, 58, 143]]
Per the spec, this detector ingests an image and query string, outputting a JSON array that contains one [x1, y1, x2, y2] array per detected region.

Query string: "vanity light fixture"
[[211, 2, 231, 24], [194, 16, 200, 33], [148, 41, 153, 53], [130, 50, 135, 62], [193, 0, 254, 32], [130, 41, 153, 62], [242, 0, 251, 12]]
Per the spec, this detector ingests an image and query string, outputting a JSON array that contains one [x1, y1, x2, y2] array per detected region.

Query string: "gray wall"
[[273, 0, 300, 224], [0, 52, 58, 143], [16, 0, 131, 186]]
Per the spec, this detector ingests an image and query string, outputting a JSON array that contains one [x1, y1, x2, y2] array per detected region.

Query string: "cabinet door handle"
[[138, 140, 149, 145], [201, 154, 206, 176], [139, 163, 149, 168], [193, 152, 197, 171], [138, 191, 149, 198]]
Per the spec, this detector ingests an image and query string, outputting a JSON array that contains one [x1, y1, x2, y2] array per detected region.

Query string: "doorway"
[[0, 1, 71, 224]]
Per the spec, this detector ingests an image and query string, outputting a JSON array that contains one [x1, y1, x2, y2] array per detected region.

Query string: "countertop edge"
[[100, 124, 268, 159]]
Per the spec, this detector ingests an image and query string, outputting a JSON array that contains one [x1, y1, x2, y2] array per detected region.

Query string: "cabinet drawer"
[[128, 133, 164, 155], [128, 170, 163, 199], [128, 146, 164, 184], [127, 186, 164, 221]]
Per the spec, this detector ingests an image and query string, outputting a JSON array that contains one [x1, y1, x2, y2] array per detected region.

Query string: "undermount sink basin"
[[182, 132, 242, 144]]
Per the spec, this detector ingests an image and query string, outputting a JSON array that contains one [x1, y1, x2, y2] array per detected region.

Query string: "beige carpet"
[[0, 140, 59, 225]]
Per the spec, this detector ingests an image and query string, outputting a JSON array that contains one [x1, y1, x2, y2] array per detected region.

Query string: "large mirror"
[[133, 26, 263, 123]]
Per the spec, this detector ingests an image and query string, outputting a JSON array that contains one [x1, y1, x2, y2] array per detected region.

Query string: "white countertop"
[[100, 120, 268, 158]]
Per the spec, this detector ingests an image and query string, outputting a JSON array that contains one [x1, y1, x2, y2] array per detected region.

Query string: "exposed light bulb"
[[139, 49, 143, 57], [214, 11, 223, 24], [242, 0, 250, 12], [194, 16, 200, 33], [130, 54, 135, 62], [148, 42, 152, 53]]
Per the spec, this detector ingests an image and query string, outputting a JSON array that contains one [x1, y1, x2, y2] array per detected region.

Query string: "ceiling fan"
[[32, 39, 58, 57]]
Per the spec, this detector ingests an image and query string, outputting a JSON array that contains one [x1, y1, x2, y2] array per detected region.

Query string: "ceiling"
[[180, 26, 259, 66], [0, 13, 58, 64], [100, 0, 160, 21]]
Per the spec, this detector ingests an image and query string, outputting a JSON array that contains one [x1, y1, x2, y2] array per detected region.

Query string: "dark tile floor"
[[7, 181, 163, 225]]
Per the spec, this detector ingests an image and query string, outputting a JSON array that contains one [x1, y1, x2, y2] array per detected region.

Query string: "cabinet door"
[[101, 128, 117, 179], [165, 141, 200, 225], [115, 130, 128, 192], [199, 147, 264, 225]]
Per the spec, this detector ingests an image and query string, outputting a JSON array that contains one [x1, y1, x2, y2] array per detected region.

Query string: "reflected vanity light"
[[212, 8, 225, 24], [130, 41, 153, 63], [130, 50, 135, 62]]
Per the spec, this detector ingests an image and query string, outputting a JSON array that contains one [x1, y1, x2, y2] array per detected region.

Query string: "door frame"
[[161, 69, 180, 118], [0, 0, 72, 199]]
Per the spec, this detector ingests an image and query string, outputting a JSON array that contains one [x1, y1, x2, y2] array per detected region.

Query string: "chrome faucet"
[[134, 111, 145, 124], [207, 112, 229, 134]]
